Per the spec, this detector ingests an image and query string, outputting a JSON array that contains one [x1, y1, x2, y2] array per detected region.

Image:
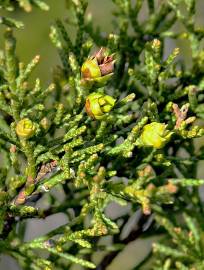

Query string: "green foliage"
[[0, 0, 49, 28], [0, 0, 49, 12], [153, 213, 204, 269], [0, 0, 204, 269]]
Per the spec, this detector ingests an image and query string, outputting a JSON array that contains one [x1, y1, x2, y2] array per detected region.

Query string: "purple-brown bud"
[[81, 48, 115, 89]]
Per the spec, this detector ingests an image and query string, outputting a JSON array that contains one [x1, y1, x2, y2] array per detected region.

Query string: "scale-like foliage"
[[0, 0, 204, 269]]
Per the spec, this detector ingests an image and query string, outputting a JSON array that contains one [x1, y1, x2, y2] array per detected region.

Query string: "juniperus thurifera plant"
[[1, 0, 204, 269]]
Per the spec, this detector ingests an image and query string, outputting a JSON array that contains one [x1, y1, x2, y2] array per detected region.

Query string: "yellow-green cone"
[[139, 122, 173, 149], [81, 48, 115, 89], [16, 118, 36, 139], [85, 92, 116, 120]]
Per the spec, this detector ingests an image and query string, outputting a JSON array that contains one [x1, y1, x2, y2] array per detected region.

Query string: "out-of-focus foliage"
[[0, 0, 49, 12], [0, 0, 49, 28]]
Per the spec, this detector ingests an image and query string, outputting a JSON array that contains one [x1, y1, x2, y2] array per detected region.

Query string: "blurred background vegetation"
[[0, 0, 115, 85], [1, 0, 204, 85], [1, 0, 204, 269]]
